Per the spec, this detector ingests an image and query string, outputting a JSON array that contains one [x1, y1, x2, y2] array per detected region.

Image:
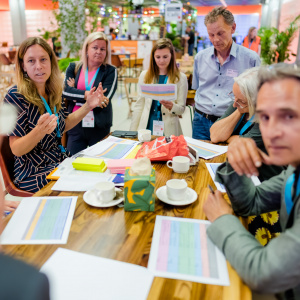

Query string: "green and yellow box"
[[124, 168, 156, 212]]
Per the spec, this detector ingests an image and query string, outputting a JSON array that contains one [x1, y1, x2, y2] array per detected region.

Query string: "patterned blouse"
[[4, 86, 69, 193]]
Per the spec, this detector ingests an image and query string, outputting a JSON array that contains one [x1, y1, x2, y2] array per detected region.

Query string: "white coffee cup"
[[90, 182, 116, 204], [166, 179, 187, 201], [138, 129, 151, 142], [167, 156, 190, 173]]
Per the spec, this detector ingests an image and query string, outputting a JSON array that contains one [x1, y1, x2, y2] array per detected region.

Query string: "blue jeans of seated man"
[[188, 44, 194, 56], [192, 111, 215, 140]]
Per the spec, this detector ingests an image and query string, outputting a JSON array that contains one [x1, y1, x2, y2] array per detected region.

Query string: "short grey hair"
[[257, 63, 300, 91], [204, 6, 235, 26], [234, 67, 260, 119]]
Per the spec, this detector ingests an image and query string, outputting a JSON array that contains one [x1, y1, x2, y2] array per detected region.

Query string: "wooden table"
[[1, 154, 251, 300]]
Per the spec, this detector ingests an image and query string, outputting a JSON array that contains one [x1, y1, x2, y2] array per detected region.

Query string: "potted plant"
[[258, 14, 300, 64]]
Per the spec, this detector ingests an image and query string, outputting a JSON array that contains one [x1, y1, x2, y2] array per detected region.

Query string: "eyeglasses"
[[228, 91, 248, 109]]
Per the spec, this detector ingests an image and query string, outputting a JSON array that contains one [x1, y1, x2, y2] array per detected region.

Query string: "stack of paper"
[[72, 157, 107, 173], [107, 159, 135, 174]]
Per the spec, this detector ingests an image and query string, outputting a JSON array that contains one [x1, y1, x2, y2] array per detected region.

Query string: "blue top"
[[146, 75, 167, 133], [4, 86, 70, 193], [192, 41, 261, 116]]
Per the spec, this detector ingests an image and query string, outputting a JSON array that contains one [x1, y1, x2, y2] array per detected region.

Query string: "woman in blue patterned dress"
[[4, 37, 108, 193]]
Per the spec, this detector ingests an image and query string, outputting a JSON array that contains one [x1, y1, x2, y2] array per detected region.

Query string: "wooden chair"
[[111, 54, 126, 80], [0, 136, 33, 197], [124, 78, 139, 118], [0, 53, 12, 66]]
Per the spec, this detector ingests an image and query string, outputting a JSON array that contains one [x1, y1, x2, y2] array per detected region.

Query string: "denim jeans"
[[188, 44, 194, 56], [192, 111, 214, 140]]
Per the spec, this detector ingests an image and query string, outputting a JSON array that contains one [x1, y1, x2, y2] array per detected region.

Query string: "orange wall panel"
[[0, 0, 9, 11], [197, 5, 262, 16], [0, 0, 58, 11]]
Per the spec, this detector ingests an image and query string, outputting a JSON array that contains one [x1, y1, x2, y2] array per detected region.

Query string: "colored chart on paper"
[[148, 216, 229, 286], [23, 198, 72, 240], [96, 143, 136, 159], [1, 196, 77, 245], [187, 143, 219, 158], [184, 137, 228, 160], [140, 84, 177, 101]]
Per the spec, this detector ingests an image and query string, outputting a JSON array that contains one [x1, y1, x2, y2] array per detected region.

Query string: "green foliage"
[[258, 14, 300, 64], [165, 33, 183, 51], [172, 38, 183, 51], [38, 0, 102, 57], [170, 23, 177, 35], [58, 57, 79, 72], [165, 32, 176, 41]]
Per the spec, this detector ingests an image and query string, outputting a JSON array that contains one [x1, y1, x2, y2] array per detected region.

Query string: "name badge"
[[226, 69, 238, 77], [82, 110, 95, 128], [153, 120, 164, 136]]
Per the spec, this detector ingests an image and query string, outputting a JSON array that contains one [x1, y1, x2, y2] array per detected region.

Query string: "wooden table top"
[[1, 153, 251, 300]]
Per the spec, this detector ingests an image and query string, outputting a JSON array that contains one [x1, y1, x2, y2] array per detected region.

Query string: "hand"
[[227, 137, 272, 177], [95, 82, 108, 108], [159, 100, 173, 111], [86, 83, 108, 110], [4, 200, 19, 212], [36, 113, 57, 135], [203, 190, 234, 222], [67, 77, 75, 87]]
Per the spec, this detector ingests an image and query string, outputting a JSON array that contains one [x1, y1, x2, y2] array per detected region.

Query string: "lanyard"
[[156, 75, 168, 119], [85, 67, 100, 91], [40, 95, 66, 153], [284, 172, 300, 216], [239, 114, 254, 135], [233, 113, 245, 132]]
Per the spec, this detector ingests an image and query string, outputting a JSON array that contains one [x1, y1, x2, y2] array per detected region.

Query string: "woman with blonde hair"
[[4, 37, 107, 192], [63, 32, 117, 154], [130, 38, 188, 136]]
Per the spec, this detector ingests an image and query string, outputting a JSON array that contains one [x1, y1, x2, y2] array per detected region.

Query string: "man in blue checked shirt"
[[192, 6, 260, 140]]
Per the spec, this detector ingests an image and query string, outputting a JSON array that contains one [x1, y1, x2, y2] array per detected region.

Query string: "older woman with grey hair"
[[210, 66, 285, 247], [210, 66, 260, 145], [210, 66, 284, 181]]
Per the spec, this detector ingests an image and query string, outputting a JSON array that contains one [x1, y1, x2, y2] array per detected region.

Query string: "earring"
[[24, 72, 28, 78]]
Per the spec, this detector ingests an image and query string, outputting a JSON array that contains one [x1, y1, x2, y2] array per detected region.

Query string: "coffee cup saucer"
[[83, 187, 124, 208], [156, 186, 198, 206]]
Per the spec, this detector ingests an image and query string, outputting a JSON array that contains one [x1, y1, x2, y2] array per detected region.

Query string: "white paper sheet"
[[206, 163, 261, 193], [184, 137, 228, 159], [148, 216, 229, 286], [41, 248, 154, 300], [0, 197, 77, 245], [51, 174, 115, 191], [81, 136, 139, 158]]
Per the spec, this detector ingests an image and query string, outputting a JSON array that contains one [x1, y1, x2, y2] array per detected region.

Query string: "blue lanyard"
[[284, 172, 300, 215], [239, 114, 254, 135], [85, 68, 100, 91], [156, 75, 168, 119], [233, 113, 245, 132], [40, 95, 66, 153]]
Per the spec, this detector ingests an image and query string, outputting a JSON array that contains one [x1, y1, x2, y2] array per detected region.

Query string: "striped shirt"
[[4, 86, 69, 193]]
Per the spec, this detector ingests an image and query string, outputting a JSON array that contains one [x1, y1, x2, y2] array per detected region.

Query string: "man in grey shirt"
[[192, 7, 260, 140], [203, 63, 300, 299]]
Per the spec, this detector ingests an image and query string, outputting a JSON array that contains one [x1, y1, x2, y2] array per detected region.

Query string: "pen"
[[208, 184, 215, 194]]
